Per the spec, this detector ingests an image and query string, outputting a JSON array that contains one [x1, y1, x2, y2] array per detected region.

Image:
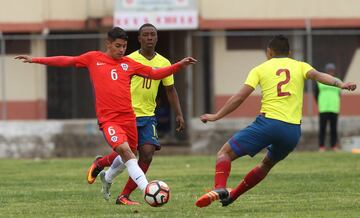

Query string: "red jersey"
[[32, 51, 181, 127]]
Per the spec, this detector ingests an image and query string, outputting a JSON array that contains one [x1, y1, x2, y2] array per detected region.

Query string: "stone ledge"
[[0, 120, 110, 158], [1, 116, 360, 158]]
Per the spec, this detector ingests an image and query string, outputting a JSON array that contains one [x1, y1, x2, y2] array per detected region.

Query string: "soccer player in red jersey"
[[14, 27, 196, 198], [195, 35, 356, 208], [89, 23, 186, 205]]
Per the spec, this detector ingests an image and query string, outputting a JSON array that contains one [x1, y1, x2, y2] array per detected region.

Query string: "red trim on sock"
[[138, 160, 150, 173], [96, 152, 118, 168], [230, 166, 267, 200], [214, 156, 231, 189]]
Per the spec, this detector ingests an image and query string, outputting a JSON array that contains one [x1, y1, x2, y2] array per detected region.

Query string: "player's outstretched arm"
[[14, 55, 33, 63], [15, 55, 77, 67], [200, 85, 254, 123], [145, 57, 197, 80], [307, 69, 357, 91]]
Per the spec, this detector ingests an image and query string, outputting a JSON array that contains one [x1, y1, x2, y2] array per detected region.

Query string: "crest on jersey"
[[120, 63, 128, 71], [111, 136, 118, 142]]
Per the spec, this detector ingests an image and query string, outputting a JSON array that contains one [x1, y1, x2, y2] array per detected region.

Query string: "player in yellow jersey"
[[195, 35, 357, 208], [86, 24, 185, 205]]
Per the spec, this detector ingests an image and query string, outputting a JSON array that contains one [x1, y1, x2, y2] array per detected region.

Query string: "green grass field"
[[0, 152, 360, 217]]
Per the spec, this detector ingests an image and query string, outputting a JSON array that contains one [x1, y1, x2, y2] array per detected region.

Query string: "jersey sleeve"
[[73, 52, 94, 68], [127, 58, 153, 76], [161, 60, 174, 86], [301, 62, 315, 79], [127, 57, 182, 80], [32, 51, 93, 68], [162, 75, 174, 86], [244, 67, 260, 89], [32, 56, 77, 67]]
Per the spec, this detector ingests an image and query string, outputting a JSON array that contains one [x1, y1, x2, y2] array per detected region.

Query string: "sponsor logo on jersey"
[[96, 62, 105, 66], [121, 63, 128, 71]]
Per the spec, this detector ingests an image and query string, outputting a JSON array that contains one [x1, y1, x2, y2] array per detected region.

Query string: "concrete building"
[[1, 0, 360, 156], [198, 0, 360, 118]]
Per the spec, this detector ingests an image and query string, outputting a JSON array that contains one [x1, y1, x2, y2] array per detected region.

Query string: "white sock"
[[124, 159, 149, 192], [105, 155, 126, 183]]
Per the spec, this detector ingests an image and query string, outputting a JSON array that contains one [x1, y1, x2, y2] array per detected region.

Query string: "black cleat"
[[220, 196, 234, 207]]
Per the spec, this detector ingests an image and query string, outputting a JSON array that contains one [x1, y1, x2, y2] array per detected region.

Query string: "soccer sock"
[[105, 156, 126, 183], [124, 159, 149, 192], [230, 166, 268, 201], [121, 160, 150, 196], [214, 155, 231, 189], [96, 151, 118, 168]]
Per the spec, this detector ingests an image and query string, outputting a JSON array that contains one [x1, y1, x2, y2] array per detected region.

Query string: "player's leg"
[[196, 115, 270, 208], [222, 119, 301, 207], [117, 144, 155, 205], [99, 155, 126, 201], [117, 145, 148, 188], [102, 123, 149, 194], [221, 153, 277, 206], [195, 142, 238, 208], [196, 115, 300, 208], [329, 112, 339, 150], [214, 142, 238, 189], [117, 117, 159, 205], [87, 121, 140, 184], [86, 151, 118, 184], [319, 112, 327, 151], [102, 155, 126, 183]]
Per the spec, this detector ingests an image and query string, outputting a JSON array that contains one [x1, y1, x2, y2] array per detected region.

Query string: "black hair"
[[267, 35, 290, 56], [138, 23, 157, 35], [107, 27, 128, 42]]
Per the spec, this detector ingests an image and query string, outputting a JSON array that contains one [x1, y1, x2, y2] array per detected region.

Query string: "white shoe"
[[99, 171, 111, 201]]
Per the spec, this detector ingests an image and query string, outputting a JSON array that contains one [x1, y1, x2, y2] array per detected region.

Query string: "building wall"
[[200, 0, 360, 19], [0, 38, 46, 119], [2, 0, 360, 31], [212, 33, 360, 117], [199, 0, 360, 117], [213, 35, 265, 96], [199, 0, 360, 29], [0, 0, 114, 32], [1, 1, 360, 120], [345, 49, 360, 88], [0, 1, 114, 119], [0, 0, 44, 23]]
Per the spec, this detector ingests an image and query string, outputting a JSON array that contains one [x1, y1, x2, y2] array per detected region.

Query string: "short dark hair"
[[138, 23, 157, 35], [108, 27, 128, 42], [267, 35, 290, 56]]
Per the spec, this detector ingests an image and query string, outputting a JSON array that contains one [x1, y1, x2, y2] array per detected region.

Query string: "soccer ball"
[[144, 180, 170, 207]]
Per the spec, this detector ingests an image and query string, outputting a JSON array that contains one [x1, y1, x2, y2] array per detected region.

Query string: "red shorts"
[[101, 121, 138, 152]]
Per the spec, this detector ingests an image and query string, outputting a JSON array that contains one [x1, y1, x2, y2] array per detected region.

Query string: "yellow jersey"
[[128, 50, 174, 117], [245, 57, 314, 124]]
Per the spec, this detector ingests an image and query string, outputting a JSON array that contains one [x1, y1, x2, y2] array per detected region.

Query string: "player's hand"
[[176, 115, 185, 132], [200, 114, 217, 123], [14, 55, 33, 63], [179, 57, 197, 67], [340, 82, 357, 91]]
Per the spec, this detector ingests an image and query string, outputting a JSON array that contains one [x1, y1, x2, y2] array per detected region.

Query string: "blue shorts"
[[229, 115, 301, 162], [136, 116, 160, 150]]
